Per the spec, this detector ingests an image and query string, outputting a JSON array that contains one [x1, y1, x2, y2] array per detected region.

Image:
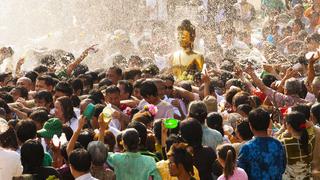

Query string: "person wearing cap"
[[37, 118, 63, 167], [37, 118, 63, 140], [0, 120, 23, 180]]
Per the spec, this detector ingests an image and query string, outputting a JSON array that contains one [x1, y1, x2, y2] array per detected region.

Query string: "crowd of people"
[[1, 0, 320, 180]]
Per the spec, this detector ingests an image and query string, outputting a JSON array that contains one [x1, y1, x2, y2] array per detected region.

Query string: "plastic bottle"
[[102, 104, 114, 123], [52, 134, 59, 147], [59, 133, 67, 145]]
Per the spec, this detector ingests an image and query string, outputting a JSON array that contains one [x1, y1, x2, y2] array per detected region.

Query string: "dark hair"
[[236, 104, 252, 116], [262, 74, 277, 87], [70, 78, 83, 95], [232, 92, 250, 108], [167, 143, 194, 176], [299, 81, 308, 99], [21, 139, 44, 173], [57, 96, 76, 121], [179, 81, 192, 92], [248, 108, 270, 131], [132, 111, 154, 127], [188, 101, 208, 124], [15, 120, 37, 143], [140, 80, 158, 98], [105, 85, 120, 95], [13, 87, 29, 99], [118, 80, 133, 97], [180, 118, 202, 148], [286, 111, 309, 154], [122, 128, 140, 152], [226, 79, 242, 89], [30, 109, 49, 125], [69, 148, 92, 173], [0, 126, 18, 150], [123, 69, 142, 81], [72, 64, 89, 77], [60, 142, 83, 163], [249, 95, 262, 108], [103, 130, 116, 152], [62, 125, 74, 141], [225, 88, 241, 105], [37, 75, 56, 87], [133, 79, 144, 89], [88, 90, 104, 104], [54, 82, 73, 97], [78, 74, 94, 90], [177, 19, 196, 41], [25, 71, 38, 84], [34, 90, 53, 105], [217, 144, 237, 180], [311, 103, 320, 125], [236, 121, 253, 141], [0, 98, 12, 118], [207, 112, 224, 136], [291, 104, 311, 120], [0, 92, 14, 103], [93, 104, 105, 118], [127, 121, 147, 148], [165, 134, 184, 152], [98, 78, 113, 88], [33, 65, 48, 74], [160, 74, 175, 83], [109, 66, 123, 77], [77, 129, 94, 149], [70, 94, 81, 108], [86, 71, 99, 83]]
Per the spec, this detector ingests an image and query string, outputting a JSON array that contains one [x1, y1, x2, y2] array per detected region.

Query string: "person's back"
[[0, 147, 23, 180], [238, 108, 285, 180], [107, 152, 159, 180], [32, 166, 60, 180], [238, 137, 285, 179], [202, 125, 223, 150], [107, 128, 161, 180]]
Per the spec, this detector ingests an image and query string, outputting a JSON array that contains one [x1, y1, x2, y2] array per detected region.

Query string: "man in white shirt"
[[138, 80, 174, 119], [69, 149, 97, 180], [0, 120, 23, 180]]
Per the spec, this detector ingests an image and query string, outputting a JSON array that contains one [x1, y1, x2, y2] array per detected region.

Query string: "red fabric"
[[253, 89, 267, 102]]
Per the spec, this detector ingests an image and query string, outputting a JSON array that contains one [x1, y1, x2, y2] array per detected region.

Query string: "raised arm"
[[66, 44, 98, 76], [245, 65, 269, 93], [66, 116, 86, 156], [306, 53, 319, 90]]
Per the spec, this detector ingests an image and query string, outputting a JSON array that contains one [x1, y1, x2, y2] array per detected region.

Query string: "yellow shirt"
[[156, 160, 200, 180]]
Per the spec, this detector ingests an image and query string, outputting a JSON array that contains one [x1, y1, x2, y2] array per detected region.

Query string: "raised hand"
[[82, 44, 99, 56], [77, 115, 87, 131]]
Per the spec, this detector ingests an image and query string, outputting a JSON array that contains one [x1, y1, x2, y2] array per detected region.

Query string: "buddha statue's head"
[[177, 20, 196, 49]]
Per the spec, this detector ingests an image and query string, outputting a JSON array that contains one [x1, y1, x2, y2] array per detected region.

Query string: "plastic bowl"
[[164, 118, 179, 129]]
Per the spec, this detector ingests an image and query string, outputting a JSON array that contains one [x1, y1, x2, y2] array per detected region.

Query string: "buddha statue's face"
[[178, 30, 192, 48]]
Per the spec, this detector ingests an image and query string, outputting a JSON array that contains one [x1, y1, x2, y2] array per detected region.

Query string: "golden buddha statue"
[[170, 20, 204, 79]]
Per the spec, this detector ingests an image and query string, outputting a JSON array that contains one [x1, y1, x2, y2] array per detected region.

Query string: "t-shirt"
[[0, 148, 23, 180], [137, 100, 174, 119], [107, 152, 161, 180], [238, 137, 286, 180], [217, 167, 248, 180], [202, 125, 223, 150]]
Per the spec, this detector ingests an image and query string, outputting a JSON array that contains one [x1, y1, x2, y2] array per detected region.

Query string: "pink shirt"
[[217, 167, 248, 180]]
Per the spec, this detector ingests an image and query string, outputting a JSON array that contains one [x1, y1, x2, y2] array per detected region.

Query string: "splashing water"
[[0, 0, 265, 72]]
